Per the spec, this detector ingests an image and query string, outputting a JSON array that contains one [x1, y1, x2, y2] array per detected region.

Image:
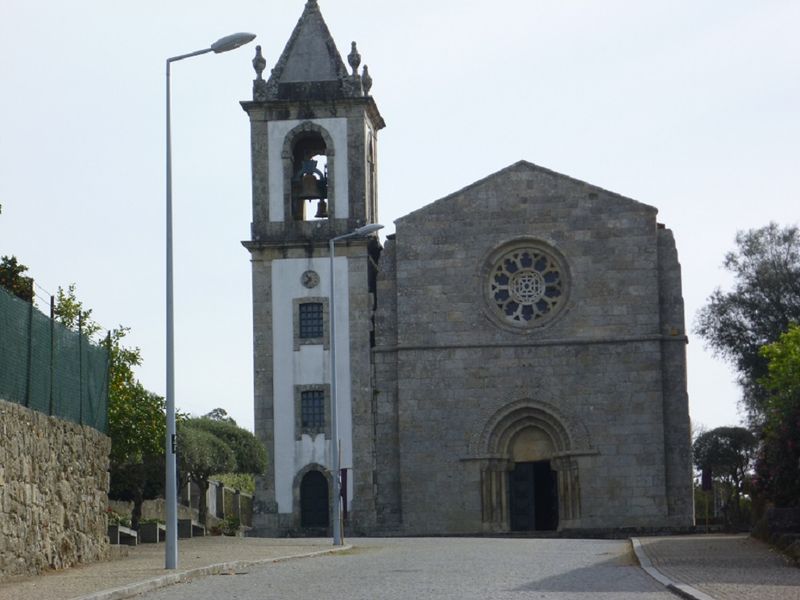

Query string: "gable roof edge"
[[395, 160, 657, 225]]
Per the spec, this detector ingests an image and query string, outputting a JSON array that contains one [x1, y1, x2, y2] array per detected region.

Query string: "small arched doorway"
[[508, 426, 559, 531], [300, 470, 329, 528]]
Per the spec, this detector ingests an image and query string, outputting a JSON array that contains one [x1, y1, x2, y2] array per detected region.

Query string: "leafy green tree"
[[695, 223, 800, 423], [211, 473, 256, 495], [177, 423, 236, 525], [188, 417, 267, 476], [202, 410, 259, 495], [204, 407, 236, 423], [0, 255, 34, 302], [52, 284, 102, 338], [54, 285, 166, 529], [178, 415, 267, 525], [755, 324, 800, 507], [693, 426, 757, 528], [102, 330, 167, 529]]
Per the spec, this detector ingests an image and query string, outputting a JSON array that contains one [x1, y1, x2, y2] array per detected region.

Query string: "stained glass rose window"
[[488, 246, 566, 326]]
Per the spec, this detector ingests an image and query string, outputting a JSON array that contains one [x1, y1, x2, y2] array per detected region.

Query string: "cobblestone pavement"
[[137, 538, 676, 600], [4, 534, 798, 600], [0, 537, 333, 600], [637, 534, 800, 600]]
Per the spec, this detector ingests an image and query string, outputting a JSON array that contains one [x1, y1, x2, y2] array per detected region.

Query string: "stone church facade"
[[243, 0, 693, 536]]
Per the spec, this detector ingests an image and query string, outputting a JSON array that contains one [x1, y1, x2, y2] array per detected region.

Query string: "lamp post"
[[165, 31, 255, 570], [328, 223, 383, 546]]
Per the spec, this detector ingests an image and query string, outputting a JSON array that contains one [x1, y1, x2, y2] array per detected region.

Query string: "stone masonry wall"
[[374, 162, 694, 533], [0, 398, 110, 581]]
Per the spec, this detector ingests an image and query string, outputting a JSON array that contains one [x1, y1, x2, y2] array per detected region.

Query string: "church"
[[242, 0, 693, 536]]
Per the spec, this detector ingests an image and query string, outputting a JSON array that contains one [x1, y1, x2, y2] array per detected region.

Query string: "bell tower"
[[241, 0, 384, 536]]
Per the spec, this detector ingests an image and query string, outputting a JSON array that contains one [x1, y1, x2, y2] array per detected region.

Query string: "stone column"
[[478, 458, 511, 532], [551, 456, 581, 523]]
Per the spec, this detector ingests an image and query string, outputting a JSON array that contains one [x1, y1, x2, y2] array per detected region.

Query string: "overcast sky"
[[1, 0, 797, 433]]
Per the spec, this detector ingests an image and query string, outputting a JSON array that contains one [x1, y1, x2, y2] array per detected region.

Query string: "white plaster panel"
[[272, 257, 354, 513], [267, 118, 349, 222], [294, 345, 326, 384], [296, 434, 329, 468]]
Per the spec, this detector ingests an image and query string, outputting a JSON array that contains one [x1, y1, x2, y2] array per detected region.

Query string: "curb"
[[73, 544, 353, 600], [630, 538, 716, 600]]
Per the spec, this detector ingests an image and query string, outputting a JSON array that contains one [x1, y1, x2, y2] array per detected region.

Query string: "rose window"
[[489, 248, 565, 325]]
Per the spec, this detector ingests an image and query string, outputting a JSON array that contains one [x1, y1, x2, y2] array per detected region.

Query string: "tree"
[[53, 284, 102, 338], [188, 417, 267, 476], [693, 426, 757, 528], [0, 255, 34, 302], [203, 407, 236, 423], [178, 416, 267, 525], [755, 324, 800, 507], [54, 285, 167, 529], [695, 223, 800, 422], [201, 409, 260, 495], [177, 422, 236, 526], [102, 330, 167, 529]]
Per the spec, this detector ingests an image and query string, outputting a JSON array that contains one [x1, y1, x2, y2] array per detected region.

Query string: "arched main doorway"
[[475, 400, 585, 532], [300, 470, 329, 528], [508, 427, 558, 531]]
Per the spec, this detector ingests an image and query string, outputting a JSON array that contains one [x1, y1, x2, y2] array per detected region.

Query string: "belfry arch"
[[473, 400, 589, 532], [281, 121, 337, 222]]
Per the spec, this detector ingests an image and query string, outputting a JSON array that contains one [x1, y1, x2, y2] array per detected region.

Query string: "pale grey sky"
[[1, 0, 798, 432]]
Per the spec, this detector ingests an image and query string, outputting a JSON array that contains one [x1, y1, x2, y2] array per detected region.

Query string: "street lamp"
[[329, 223, 384, 546], [165, 31, 255, 570]]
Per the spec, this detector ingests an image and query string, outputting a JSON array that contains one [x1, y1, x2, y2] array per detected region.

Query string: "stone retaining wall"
[[0, 398, 111, 581]]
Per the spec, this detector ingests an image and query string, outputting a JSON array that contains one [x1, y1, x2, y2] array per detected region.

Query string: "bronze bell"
[[299, 173, 322, 200], [314, 199, 328, 219]]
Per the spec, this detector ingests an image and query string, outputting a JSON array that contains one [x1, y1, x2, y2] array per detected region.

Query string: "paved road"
[[137, 538, 676, 600]]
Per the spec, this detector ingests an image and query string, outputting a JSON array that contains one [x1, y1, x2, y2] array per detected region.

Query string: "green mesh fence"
[[0, 286, 108, 432]]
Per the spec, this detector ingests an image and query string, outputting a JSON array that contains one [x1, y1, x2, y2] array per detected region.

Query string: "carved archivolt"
[[470, 398, 592, 459], [470, 399, 591, 529]]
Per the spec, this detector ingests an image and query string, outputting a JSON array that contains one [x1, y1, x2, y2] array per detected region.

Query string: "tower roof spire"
[[253, 0, 372, 101]]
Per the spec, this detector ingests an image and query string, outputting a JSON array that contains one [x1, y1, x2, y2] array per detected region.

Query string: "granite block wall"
[[0, 398, 110, 580], [372, 162, 694, 533]]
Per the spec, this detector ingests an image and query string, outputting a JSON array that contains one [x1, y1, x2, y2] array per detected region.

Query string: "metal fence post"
[[49, 296, 55, 415], [24, 295, 33, 408], [78, 313, 83, 426], [105, 330, 111, 433]]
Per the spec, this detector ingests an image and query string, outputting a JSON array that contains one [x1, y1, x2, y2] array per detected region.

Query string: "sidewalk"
[[633, 534, 800, 600], [0, 537, 347, 600]]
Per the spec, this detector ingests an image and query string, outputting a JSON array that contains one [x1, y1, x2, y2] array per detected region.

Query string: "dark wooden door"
[[533, 461, 559, 531], [509, 461, 559, 531], [300, 471, 329, 528], [510, 462, 536, 531]]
